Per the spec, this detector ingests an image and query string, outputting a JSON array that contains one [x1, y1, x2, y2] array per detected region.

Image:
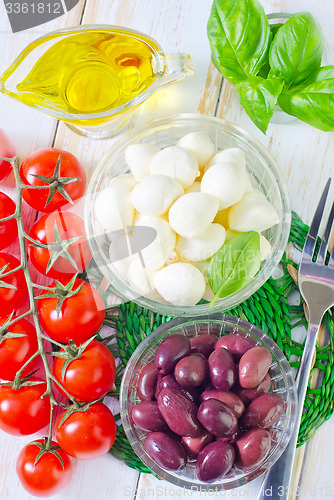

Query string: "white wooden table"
[[1, 0, 334, 499]]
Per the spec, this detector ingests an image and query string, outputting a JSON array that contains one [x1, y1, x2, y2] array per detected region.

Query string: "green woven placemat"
[[101, 211, 334, 473]]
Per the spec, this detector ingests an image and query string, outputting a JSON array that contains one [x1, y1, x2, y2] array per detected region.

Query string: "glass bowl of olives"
[[120, 314, 297, 490]]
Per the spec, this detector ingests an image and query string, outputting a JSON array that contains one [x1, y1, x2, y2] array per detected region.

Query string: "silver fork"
[[257, 178, 334, 500]]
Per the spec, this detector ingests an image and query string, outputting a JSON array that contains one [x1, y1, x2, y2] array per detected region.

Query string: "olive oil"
[[1, 29, 159, 116]]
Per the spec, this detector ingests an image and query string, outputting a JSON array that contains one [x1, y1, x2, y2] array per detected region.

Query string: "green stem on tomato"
[[0, 213, 16, 223], [7, 310, 32, 325], [46, 403, 54, 450], [32, 283, 57, 292], [14, 350, 41, 379], [41, 333, 66, 350], [0, 155, 81, 432], [49, 374, 80, 408], [0, 264, 23, 278]]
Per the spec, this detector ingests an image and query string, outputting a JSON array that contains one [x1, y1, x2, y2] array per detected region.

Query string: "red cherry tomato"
[[20, 148, 86, 213], [16, 439, 72, 497], [0, 317, 39, 380], [28, 211, 92, 278], [37, 278, 105, 344], [0, 129, 15, 181], [0, 253, 28, 317], [53, 340, 116, 402], [0, 377, 50, 435], [55, 402, 116, 459], [0, 192, 17, 250]]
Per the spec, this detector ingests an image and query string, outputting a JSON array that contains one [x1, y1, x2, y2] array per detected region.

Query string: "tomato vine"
[[0, 153, 117, 495]]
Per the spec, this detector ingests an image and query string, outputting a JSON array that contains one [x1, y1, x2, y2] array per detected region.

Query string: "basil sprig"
[[207, 0, 332, 133], [278, 66, 334, 131], [208, 231, 261, 306], [207, 0, 270, 84], [235, 77, 284, 134]]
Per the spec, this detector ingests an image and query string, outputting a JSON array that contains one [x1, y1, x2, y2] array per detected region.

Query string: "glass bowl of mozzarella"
[[85, 113, 290, 315]]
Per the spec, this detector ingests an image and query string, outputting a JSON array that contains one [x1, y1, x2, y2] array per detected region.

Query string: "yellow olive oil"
[[1, 29, 160, 118]]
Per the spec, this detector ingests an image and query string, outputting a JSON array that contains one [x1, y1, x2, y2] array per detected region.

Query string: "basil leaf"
[[208, 231, 261, 306], [269, 12, 324, 88], [235, 77, 284, 133], [207, 0, 270, 84], [278, 76, 334, 132], [257, 30, 273, 80], [270, 23, 283, 39], [305, 65, 334, 84]]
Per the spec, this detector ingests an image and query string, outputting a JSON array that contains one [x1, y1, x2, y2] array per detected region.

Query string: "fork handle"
[[256, 323, 319, 500]]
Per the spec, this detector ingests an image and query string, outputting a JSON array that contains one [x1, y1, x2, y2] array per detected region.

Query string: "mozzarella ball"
[[205, 146, 253, 194], [169, 192, 219, 238], [109, 253, 135, 279], [225, 229, 240, 242], [260, 234, 271, 260], [154, 263, 206, 306], [165, 250, 179, 266], [150, 146, 200, 188], [177, 132, 215, 168], [127, 257, 158, 295], [192, 259, 211, 282], [94, 174, 136, 232], [176, 223, 225, 261], [201, 163, 247, 209], [228, 193, 280, 232], [203, 283, 214, 301], [184, 181, 201, 194], [207, 147, 246, 170], [108, 228, 135, 267], [244, 174, 254, 194], [125, 143, 160, 181], [134, 214, 176, 269], [130, 175, 183, 216], [214, 208, 230, 228]]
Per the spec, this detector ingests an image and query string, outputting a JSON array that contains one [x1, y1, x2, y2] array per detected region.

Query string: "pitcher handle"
[[158, 53, 196, 88]]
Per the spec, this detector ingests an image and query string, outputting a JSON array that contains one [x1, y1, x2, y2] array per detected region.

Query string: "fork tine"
[[317, 199, 334, 264], [302, 178, 332, 261]]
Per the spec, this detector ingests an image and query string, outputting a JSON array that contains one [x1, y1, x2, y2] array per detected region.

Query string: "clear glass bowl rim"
[[84, 113, 291, 317], [120, 313, 298, 490]]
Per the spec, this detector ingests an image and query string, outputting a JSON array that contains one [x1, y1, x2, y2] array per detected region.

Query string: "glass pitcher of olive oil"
[[0, 25, 195, 139]]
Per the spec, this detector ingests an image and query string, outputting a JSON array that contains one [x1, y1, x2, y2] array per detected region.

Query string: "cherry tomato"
[[53, 340, 116, 402], [0, 192, 17, 250], [0, 253, 28, 317], [0, 317, 39, 380], [28, 211, 92, 279], [20, 148, 86, 213], [0, 377, 50, 435], [0, 129, 15, 181], [37, 278, 105, 344], [16, 439, 72, 497], [56, 402, 116, 459]]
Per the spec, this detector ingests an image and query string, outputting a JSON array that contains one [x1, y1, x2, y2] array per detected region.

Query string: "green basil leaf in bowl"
[[235, 77, 284, 133], [278, 68, 334, 132], [208, 231, 261, 306], [269, 12, 324, 88], [207, 0, 270, 84]]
